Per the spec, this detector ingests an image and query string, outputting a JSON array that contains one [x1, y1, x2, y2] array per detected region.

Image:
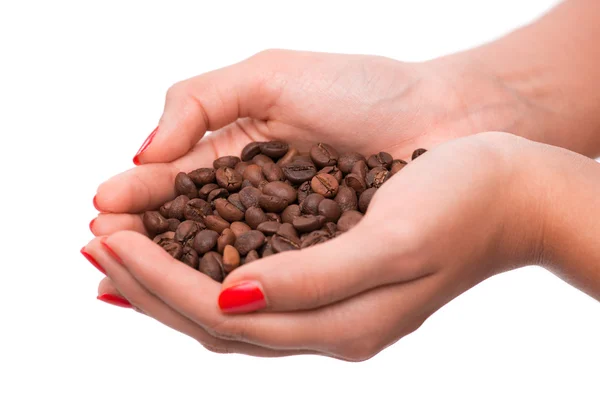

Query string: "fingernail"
[[89, 218, 96, 233], [218, 281, 266, 313], [97, 293, 133, 308], [93, 195, 101, 212], [81, 247, 106, 275], [133, 126, 159, 165], [100, 238, 123, 264]]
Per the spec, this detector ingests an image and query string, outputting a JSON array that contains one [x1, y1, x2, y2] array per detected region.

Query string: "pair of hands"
[[84, 50, 569, 360]]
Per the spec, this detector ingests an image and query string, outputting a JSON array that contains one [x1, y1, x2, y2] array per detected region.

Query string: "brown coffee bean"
[[366, 167, 389, 188], [257, 221, 281, 235], [311, 173, 339, 198], [204, 215, 230, 233], [217, 228, 236, 253], [207, 188, 229, 204], [241, 179, 254, 189], [262, 163, 284, 182], [199, 252, 224, 282], [301, 230, 331, 248], [281, 204, 302, 224], [261, 237, 275, 257], [168, 195, 189, 219], [161, 240, 184, 259], [282, 160, 317, 184], [245, 206, 268, 229], [215, 167, 242, 191], [241, 142, 263, 161], [174, 172, 198, 198], [263, 181, 297, 204], [338, 152, 366, 173], [244, 250, 260, 264], [390, 159, 408, 175], [265, 212, 281, 223], [167, 218, 181, 232], [260, 141, 289, 159], [214, 198, 245, 222], [252, 154, 274, 167], [323, 221, 337, 236], [271, 223, 301, 253], [174, 220, 202, 247], [300, 193, 325, 215], [319, 165, 343, 183], [344, 173, 367, 194], [234, 161, 250, 176], [292, 215, 325, 233], [350, 160, 368, 180], [183, 198, 212, 222], [309, 143, 339, 167], [227, 193, 246, 212], [259, 194, 288, 213], [412, 148, 427, 160], [293, 154, 313, 163], [239, 186, 262, 209], [198, 183, 219, 200], [234, 230, 266, 255], [359, 187, 377, 213], [297, 181, 313, 204], [153, 231, 175, 244], [159, 201, 172, 218], [318, 199, 342, 222], [188, 168, 215, 185], [242, 164, 265, 187], [222, 245, 241, 273], [230, 221, 252, 238], [337, 210, 364, 232], [335, 186, 358, 212], [213, 155, 240, 169], [143, 211, 169, 235], [276, 148, 299, 166], [193, 230, 219, 254], [367, 152, 393, 169], [181, 246, 199, 269]]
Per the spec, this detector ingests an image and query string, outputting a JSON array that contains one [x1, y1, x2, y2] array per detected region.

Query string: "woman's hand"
[[85, 131, 554, 360]]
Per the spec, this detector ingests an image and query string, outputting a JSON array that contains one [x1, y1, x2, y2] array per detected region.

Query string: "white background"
[[2, 0, 599, 399]]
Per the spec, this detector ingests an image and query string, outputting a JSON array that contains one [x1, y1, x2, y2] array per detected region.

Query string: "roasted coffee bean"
[[159, 200, 173, 218], [323, 221, 337, 236], [153, 231, 175, 244], [261, 237, 276, 257], [271, 223, 301, 253], [297, 181, 313, 204], [263, 181, 297, 204], [300, 193, 325, 215], [350, 160, 368, 180], [277, 148, 299, 166], [257, 180, 269, 191], [175, 172, 198, 198], [161, 240, 184, 259], [242, 164, 265, 187], [143, 211, 169, 235], [213, 155, 240, 169], [167, 218, 181, 232], [366, 167, 389, 188], [262, 163, 284, 182], [204, 215, 230, 233], [293, 154, 313, 163], [265, 212, 281, 223], [309, 143, 339, 167], [259, 194, 288, 213], [198, 183, 219, 200], [168, 195, 189, 220], [230, 221, 252, 238], [183, 198, 212, 222], [174, 220, 202, 247], [207, 188, 229, 203], [217, 228, 236, 253], [344, 173, 367, 194], [318, 198, 342, 222], [359, 187, 377, 213], [319, 165, 343, 183], [337, 210, 364, 232], [199, 252, 224, 282], [301, 230, 331, 248], [227, 193, 246, 212], [188, 168, 215, 185], [239, 186, 262, 209], [234, 161, 250, 176], [214, 198, 245, 222], [311, 173, 339, 198], [252, 154, 274, 167], [215, 167, 243, 191], [181, 246, 200, 269], [281, 204, 302, 224], [241, 142, 263, 161], [244, 250, 260, 264], [367, 152, 393, 169], [257, 221, 281, 235], [193, 230, 219, 254], [390, 159, 408, 175], [282, 160, 317, 184], [245, 206, 268, 229], [338, 152, 366, 173], [335, 186, 358, 212], [412, 148, 427, 160], [293, 215, 325, 233], [222, 245, 241, 273], [235, 230, 266, 255], [260, 141, 289, 159], [241, 179, 254, 189]]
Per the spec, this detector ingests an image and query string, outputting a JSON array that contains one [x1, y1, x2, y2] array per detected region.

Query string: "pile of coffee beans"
[[142, 141, 426, 282]]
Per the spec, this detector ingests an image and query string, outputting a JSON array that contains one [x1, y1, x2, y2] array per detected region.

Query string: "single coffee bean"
[[234, 230, 266, 255], [183, 198, 212, 222], [344, 173, 367, 194], [252, 154, 274, 167], [198, 183, 219, 200], [245, 206, 268, 229], [159, 200, 172, 218], [204, 215, 230, 233], [359, 187, 377, 213], [181, 246, 200, 269], [335, 186, 358, 212], [230, 221, 252, 238], [207, 188, 229, 204], [213, 155, 240, 169], [309, 142, 339, 167], [239, 186, 262, 209], [277, 222, 299, 240], [214, 198, 245, 222], [293, 215, 325, 233], [241, 142, 263, 161], [351, 160, 368, 180], [153, 231, 175, 244], [261, 237, 276, 257], [199, 251, 224, 282], [265, 212, 281, 223], [241, 179, 254, 189], [389, 159, 408, 175], [215, 167, 243, 191], [174, 220, 202, 247], [257, 221, 281, 235], [167, 218, 181, 232], [260, 141, 289, 159], [262, 163, 284, 182], [234, 161, 250, 176], [161, 240, 184, 259], [338, 152, 366, 173], [242, 164, 265, 187], [217, 228, 236, 253], [300, 193, 325, 215], [301, 230, 331, 248], [412, 148, 427, 160], [276, 147, 299, 166], [366, 167, 389, 188], [281, 204, 302, 224], [175, 172, 198, 198], [143, 211, 169, 235], [297, 181, 313, 204], [282, 160, 317, 184], [193, 230, 219, 254], [323, 221, 337, 236], [188, 168, 215, 186], [319, 165, 343, 183], [318, 198, 342, 222], [271, 223, 301, 253], [263, 181, 297, 204], [259, 194, 288, 213], [222, 245, 241, 273], [311, 173, 339, 198], [244, 249, 260, 264], [367, 151, 393, 169], [168, 195, 189, 220], [227, 193, 246, 212], [337, 210, 364, 232]]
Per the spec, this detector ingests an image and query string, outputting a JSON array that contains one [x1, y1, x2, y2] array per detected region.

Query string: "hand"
[[85, 131, 549, 360]]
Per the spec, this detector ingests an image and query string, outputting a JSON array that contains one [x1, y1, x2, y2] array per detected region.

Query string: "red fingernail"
[[101, 238, 123, 264], [97, 293, 132, 308], [218, 281, 266, 313], [89, 218, 96, 233], [93, 195, 101, 212], [133, 126, 159, 165], [81, 247, 106, 275]]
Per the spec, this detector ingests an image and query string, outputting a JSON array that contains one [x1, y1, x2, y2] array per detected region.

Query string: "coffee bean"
[[319, 165, 343, 183], [277, 148, 299, 166], [159, 200, 173, 218], [309, 143, 339, 167], [350, 160, 368, 180], [323, 221, 337, 236], [239, 186, 262, 209], [242, 164, 265, 187], [222, 245, 241, 273], [193, 230, 219, 254], [241, 142, 263, 161], [175, 172, 198, 198], [338, 152, 366, 173], [207, 188, 229, 204], [143, 211, 169, 235], [174, 220, 202, 247], [318, 199, 342, 222], [366, 167, 389, 188], [252, 154, 274, 167], [367, 152, 393, 169], [214, 198, 245, 222], [183, 198, 212, 222], [311, 173, 339, 198], [297, 181, 313, 204], [300, 193, 325, 215], [265, 212, 282, 223], [167, 218, 181, 232], [257, 221, 281, 235], [282, 204, 302, 224], [263, 181, 297, 204], [344, 173, 367, 194], [161, 240, 184, 259], [293, 215, 325, 233], [334, 186, 358, 212], [271, 223, 301, 253], [234, 161, 250, 176], [282, 160, 317, 184], [215, 167, 243, 191], [188, 168, 216, 186], [257, 180, 269, 191], [230, 221, 252, 238], [412, 148, 427, 160], [153, 231, 175, 244], [168, 195, 189, 219], [204, 215, 230, 233], [260, 141, 289, 159], [259, 194, 288, 213], [359, 187, 377, 213], [181, 246, 200, 269], [390, 159, 408, 175], [213, 155, 240, 169], [198, 183, 219, 200], [235, 230, 266, 255], [262, 163, 284, 182], [227, 193, 246, 212], [337, 210, 364, 232], [261, 237, 276, 257], [301, 230, 331, 248], [293, 154, 313, 163], [244, 249, 260, 264], [241, 179, 254, 189], [217, 228, 236, 253], [199, 251, 224, 282], [245, 206, 268, 229]]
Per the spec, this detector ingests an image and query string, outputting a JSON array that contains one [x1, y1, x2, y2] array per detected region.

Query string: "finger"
[[90, 213, 146, 237], [85, 237, 315, 358]]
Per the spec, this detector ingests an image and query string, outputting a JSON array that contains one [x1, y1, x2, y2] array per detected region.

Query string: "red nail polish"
[[100, 238, 123, 264], [97, 293, 132, 308], [89, 218, 96, 233], [93, 195, 101, 212], [218, 281, 266, 313], [133, 126, 159, 165], [81, 247, 106, 275]]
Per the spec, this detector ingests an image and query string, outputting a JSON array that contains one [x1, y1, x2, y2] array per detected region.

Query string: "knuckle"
[[252, 48, 287, 61], [165, 80, 189, 100], [205, 319, 246, 342]]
